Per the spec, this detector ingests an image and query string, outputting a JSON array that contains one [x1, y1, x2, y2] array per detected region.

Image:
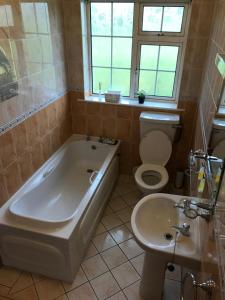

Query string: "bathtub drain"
[[87, 169, 94, 173]]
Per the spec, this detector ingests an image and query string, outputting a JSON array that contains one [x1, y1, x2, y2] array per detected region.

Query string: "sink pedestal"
[[140, 252, 168, 300]]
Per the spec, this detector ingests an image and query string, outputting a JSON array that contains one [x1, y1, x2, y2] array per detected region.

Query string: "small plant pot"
[[138, 96, 145, 104]]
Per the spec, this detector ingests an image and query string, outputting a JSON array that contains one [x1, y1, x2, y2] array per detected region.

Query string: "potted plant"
[[137, 90, 146, 104]]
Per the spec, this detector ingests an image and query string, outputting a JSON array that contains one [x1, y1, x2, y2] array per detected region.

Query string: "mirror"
[[0, 47, 18, 102]]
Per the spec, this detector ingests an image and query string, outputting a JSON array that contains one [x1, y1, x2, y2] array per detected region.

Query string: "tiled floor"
[[0, 175, 184, 300]]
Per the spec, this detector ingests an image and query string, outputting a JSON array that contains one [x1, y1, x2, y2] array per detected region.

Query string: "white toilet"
[[135, 112, 180, 195], [210, 118, 225, 158]]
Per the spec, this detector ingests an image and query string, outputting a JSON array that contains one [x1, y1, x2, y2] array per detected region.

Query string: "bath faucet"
[[172, 223, 190, 236], [98, 137, 117, 145]]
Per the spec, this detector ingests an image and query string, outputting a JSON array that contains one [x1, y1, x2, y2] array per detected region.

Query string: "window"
[[87, 1, 190, 102]]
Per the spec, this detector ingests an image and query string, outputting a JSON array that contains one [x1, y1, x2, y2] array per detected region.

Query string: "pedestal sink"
[[131, 193, 202, 300]]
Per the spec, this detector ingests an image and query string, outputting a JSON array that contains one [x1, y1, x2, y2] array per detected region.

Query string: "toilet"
[[210, 118, 225, 158], [135, 112, 180, 195]]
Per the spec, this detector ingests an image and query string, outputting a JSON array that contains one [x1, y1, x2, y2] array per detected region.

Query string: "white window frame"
[[139, 3, 189, 36], [86, 1, 191, 104]]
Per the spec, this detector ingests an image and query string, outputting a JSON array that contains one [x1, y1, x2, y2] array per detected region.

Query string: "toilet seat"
[[135, 163, 169, 191]]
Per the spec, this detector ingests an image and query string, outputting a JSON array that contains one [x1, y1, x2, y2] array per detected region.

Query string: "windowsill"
[[80, 95, 184, 112]]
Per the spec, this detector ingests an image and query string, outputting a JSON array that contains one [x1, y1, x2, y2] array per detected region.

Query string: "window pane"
[[92, 67, 110, 93], [113, 38, 132, 68], [162, 7, 184, 32], [155, 72, 175, 97], [140, 45, 159, 70], [139, 70, 156, 95], [91, 3, 111, 36], [92, 37, 111, 67], [112, 69, 130, 96], [142, 7, 162, 31], [158, 46, 179, 71], [113, 3, 134, 36]]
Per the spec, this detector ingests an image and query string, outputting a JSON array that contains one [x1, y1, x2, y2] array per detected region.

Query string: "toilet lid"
[[140, 130, 172, 166], [213, 140, 225, 159]]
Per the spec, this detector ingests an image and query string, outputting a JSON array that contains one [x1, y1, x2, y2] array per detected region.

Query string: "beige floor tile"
[[125, 222, 133, 232], [9, 285, 39, 300], [107, 291, 126, 300], [109, 196, 128, 212], [63, 267, 87, 292], [85, 242, 99, 259], [109, 225, 133, 244], [110, 189, 120, 200], [116, 207, 133, 223], [101, 214, 123, 230], [119, 238, 143, 259], [116, 182, 138, 196], [103, 206, 114, 216], [9, 272, 33, 294], [56, 295, 68, 300], [82, 254, 108, 280], [67, 282, 97, 300], [0, 284, 10, 297], [90, 271, 120, 300], [123, 280, 142, 300], [95, 223, 107, 235], [130, 254, 145, 276], [35, 278, 65, 300], [0, 267, 21, 287], [122, 191, 142, 207], [92, 232, 116, 252], [101, 246, 127, 269], [165, 264, 181, 281], [111, 262, 140, 289], [31, 273, 46, 283], [164, 279, 181, 300]]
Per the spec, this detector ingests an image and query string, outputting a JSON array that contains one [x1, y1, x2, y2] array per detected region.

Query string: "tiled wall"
[[0, 94, 72, 206], [67, 0, 215, 175], [192, 1, 225, 298], [0, 0, 72, 207], [194, 0, 225, 151], [0, 0, 67, 129]]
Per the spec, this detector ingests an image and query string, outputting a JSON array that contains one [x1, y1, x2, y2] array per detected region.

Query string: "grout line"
[[31, 273, 40, 300]]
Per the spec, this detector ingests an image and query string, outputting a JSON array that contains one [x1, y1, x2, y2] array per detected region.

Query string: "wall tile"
[[0, 131, 16, 169], [0, 94, 72, 206], [4, 161, 22, 197]]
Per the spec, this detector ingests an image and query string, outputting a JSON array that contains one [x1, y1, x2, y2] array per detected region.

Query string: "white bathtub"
[[0, 134, 120, 281]]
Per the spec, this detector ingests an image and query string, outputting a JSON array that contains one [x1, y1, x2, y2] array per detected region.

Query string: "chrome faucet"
[[172, 223, 190, 236], [174, 198, 213, 221], [174, 198, 191, 211]]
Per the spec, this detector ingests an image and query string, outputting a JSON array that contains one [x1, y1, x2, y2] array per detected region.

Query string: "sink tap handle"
[[183, 199, 191, 209], [182, 223, 190, 230]]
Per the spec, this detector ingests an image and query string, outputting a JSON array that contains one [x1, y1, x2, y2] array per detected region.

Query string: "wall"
[[192, 1, 225, 299], [194, 0, 225, 151], [64, 0, 215, 175], [0, 0, 67, 129], [0, 0, 72, 207]]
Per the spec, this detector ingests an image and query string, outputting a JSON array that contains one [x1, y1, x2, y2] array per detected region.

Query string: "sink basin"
[[132, 195, 178, 248], [131, 193, 203, 300], [131, 193, 201, 260]]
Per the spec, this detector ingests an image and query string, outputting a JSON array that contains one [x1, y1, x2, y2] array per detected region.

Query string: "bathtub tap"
[[98, 137, 118, 145]]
